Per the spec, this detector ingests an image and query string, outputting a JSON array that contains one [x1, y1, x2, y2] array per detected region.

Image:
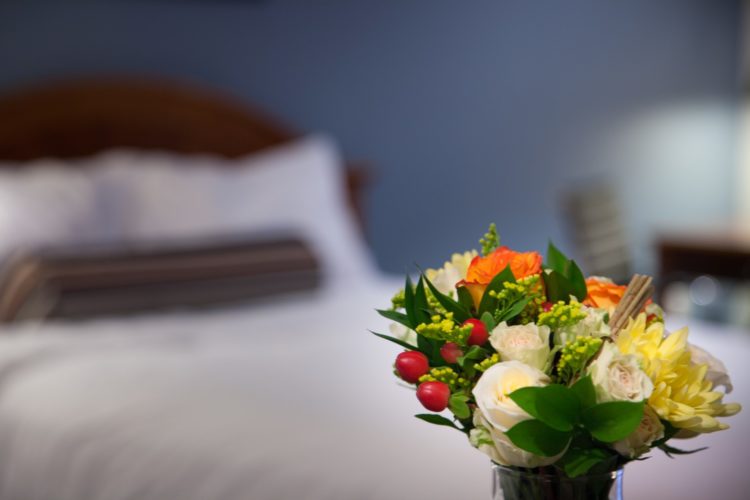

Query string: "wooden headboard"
[[0, 77, 368, 224]]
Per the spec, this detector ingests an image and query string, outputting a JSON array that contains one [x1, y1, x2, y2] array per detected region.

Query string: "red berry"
[[542, 301, 554, 312], [395, 351, 429, 383], [463, 318, 489, 346], [416, 381, 451, 412], [440, 342, 463, 364]]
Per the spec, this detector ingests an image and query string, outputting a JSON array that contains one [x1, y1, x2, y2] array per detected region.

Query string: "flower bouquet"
[[373, 225, 740, 500]]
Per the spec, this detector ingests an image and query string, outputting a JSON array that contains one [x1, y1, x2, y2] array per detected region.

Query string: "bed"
[[0, 78, 747, 500]]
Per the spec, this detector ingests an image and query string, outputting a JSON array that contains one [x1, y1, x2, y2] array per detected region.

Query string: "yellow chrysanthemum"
[[616, 314, 741, 433]]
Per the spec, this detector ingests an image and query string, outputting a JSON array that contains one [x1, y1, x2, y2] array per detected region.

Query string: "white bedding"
[[0, 276, 747, 500]]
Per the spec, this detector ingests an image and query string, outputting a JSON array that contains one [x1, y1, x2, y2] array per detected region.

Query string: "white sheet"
[[0, 278, 746, 499]]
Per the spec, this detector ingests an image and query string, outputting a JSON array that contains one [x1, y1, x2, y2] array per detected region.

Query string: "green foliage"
[[415, 414, 463, 432], [416, 337, 442, 365], [653, 421, 708, 457], [369, 331, 417, 351], [506, 383, 646, 461], [543, 242, 587, 302], [457, 345, 487, 365], [581, 401, 645, 443], [480, 223, 500, 256], [657, 442, 708, 458], [555, 337, 603, 385], [403, 275, 419, 327], [413, 277, 430, 323], [480, 311, 496, 331], [494, 297, 531, 324], [570, 375, 597, 410], [456, 345, 488, 379], [558, 445, 613, 478], [422, 274, 471, 323], [481, 275, 542, 325], [505, 420, 571, 457], [376, 309, 412, 329], [478, 265, 516, 316], [456, 286, 475, 312], [511, 385, 580, 432], [449, 393, 471, 419]]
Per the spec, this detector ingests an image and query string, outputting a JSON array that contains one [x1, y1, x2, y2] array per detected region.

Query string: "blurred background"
[[0, 0, 747, 326]]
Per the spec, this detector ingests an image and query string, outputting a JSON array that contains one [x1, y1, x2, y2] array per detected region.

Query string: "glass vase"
[[491, 464, 624, 500]]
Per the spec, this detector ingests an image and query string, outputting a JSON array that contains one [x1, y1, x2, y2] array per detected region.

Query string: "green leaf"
[[546, 241, 572, 275], [478, 265, 516, 316], [506, 419, 571, 457], [404, 275, 418, 327], [542, 269, 575, 303], [535, 385, 580, 432], [415, 414, 462, 431], [413, 277, 430, 324], [457, 286, 476, 313], [495, 297, 531, 323], [369, 331, 417, 351], [567, 260, 587, 301], [507, 387, 541, 420], [652, 420, 680, 448], [658, 443, 708, 458], [510, 385, 580, 432], [376, 309, 413, 329], [582, 401, 645, 443], [416, 335, 442, 366], [544, 242, 587, 301], [570, 375, 597, 410], [449, 394, 471, 419], [457, 345, 487, 376], [559, 447, 612, 478], [480, 311, 496, 331], [458, 345, 487, 362], [422, 275, 471, 323]]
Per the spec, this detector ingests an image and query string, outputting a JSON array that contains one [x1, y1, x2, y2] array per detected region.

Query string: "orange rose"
[[459, 247, 543, 307], [583, 278, 626, 312]]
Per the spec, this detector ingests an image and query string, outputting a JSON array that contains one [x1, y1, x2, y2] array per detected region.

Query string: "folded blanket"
[[0, 236, 320, 323]]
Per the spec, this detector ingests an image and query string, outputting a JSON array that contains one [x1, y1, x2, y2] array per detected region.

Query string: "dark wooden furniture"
[[657, 225, 750, 297]]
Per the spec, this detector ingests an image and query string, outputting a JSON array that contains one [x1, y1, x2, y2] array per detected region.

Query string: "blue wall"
[[0, 0, 741, 273]]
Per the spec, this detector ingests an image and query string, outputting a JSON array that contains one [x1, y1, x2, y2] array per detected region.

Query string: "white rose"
[[553, 306, 610, 346], [588, 343, 653, 403], [489, 322, 551, 370], [471, 361, 563, 467], [689, 343, 733, 393], [612, 405, 664, 458], [424, 250, 477, 296]]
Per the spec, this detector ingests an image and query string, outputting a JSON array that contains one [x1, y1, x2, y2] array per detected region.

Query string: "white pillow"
[[93, 136, 376, 283], [0, 160, 99, 264]]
